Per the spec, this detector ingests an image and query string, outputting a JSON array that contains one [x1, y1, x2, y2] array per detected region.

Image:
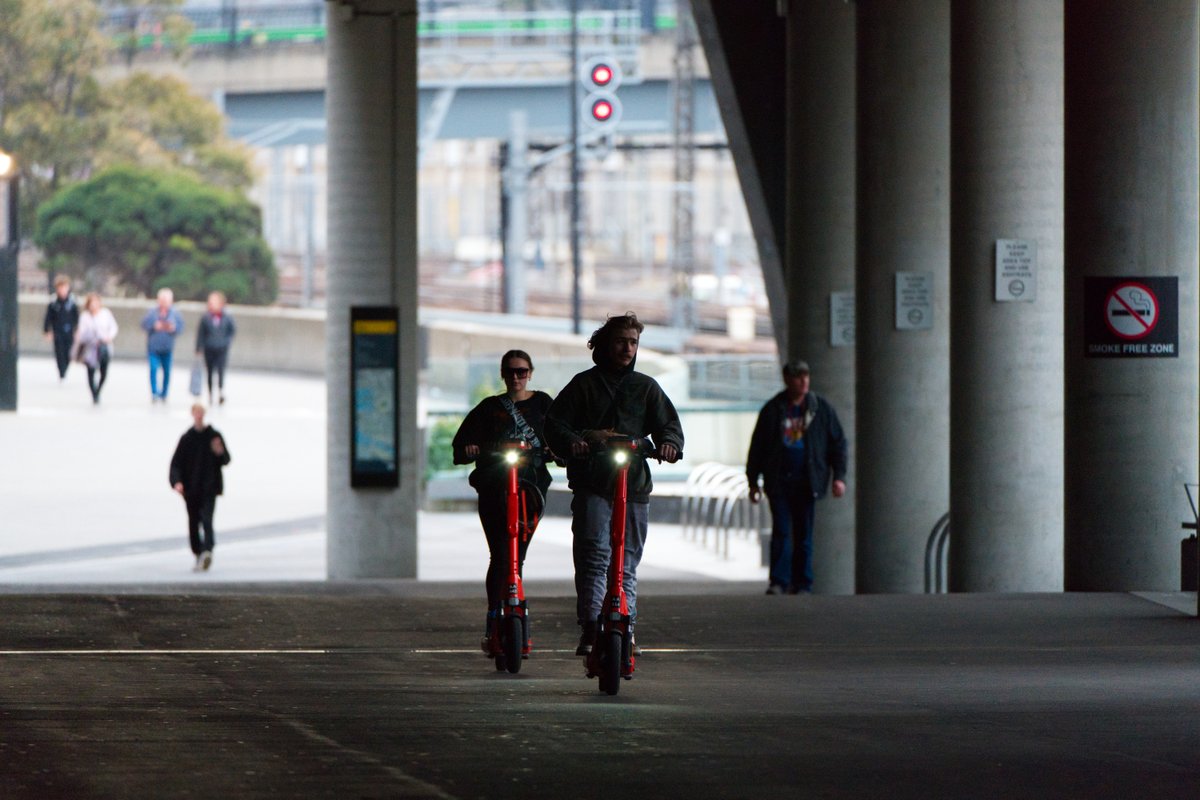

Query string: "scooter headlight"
[[504, 450, 520, 465], [612, 450, 628, 465]]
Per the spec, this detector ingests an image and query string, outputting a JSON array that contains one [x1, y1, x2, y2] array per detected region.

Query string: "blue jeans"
[[767, 478, 816, 591], [148, 351, 174, 398], [571, 491, 649, 627]]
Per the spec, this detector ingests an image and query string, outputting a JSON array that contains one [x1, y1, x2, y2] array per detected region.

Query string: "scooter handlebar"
[[575, 435, 678, 462]]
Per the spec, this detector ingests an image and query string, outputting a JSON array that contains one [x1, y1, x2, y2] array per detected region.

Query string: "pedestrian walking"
[[169, 403, 231, 572], [43, 276, 79, 380], [746, 359, 848, 595], [195, 290, 236, 405], [141, 287, 184, 402], [73, 292, 118, 404]]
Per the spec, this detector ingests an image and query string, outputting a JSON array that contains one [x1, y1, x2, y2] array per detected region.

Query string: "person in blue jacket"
[[141, 287, 184, 402], [746, 359, 848, 595]]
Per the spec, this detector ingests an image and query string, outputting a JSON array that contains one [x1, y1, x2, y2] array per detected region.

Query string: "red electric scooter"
[[485, 438, 540, 674], [584, 435, 658, 695]]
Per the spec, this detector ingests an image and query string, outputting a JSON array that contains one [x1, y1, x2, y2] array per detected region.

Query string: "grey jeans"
[[571, 491, 649, 627]]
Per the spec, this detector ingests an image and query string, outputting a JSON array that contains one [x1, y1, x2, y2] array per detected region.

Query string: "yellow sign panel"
[[353, 320, 398, 335]]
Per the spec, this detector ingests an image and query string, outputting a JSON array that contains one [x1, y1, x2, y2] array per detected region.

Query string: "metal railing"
[[924, 511, 950, 594], [679, 462, 766, 560]]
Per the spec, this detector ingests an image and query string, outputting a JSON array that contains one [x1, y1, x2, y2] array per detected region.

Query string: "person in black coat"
[[43, 276, 79, 380], [170, 403, 232, 572], [746, 359, 848, 595], [452, 349, 553, 654]]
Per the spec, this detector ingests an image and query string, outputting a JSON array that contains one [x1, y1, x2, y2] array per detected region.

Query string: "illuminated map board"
[[350, 306, 399, 488]]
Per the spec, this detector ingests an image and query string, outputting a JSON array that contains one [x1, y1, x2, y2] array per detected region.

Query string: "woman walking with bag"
[[452, 350, 554, 653], [74, 292, 119, 404]]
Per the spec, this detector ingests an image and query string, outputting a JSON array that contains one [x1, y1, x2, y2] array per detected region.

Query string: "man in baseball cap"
[[745, 358, 848, 594]]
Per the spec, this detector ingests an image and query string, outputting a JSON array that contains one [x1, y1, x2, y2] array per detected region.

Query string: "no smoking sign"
[[1105, 282, 1158, 339], [1085, 276, 1177, 358]]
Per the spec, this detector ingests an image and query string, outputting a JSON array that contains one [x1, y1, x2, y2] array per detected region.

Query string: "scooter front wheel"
[[504, 615, 523, 674], [599, 630, 622, 695]]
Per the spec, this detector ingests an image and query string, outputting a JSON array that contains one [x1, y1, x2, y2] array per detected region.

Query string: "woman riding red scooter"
[[452, 350, 553, 657]]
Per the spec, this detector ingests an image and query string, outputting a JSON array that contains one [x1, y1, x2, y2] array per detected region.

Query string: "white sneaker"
[[192, 555, 204, 572], [201, 551, 213, 571]]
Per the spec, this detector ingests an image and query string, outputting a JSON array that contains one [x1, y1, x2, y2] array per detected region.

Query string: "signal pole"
[[670, 0, 697, 331], [569, 0, 582, 335]]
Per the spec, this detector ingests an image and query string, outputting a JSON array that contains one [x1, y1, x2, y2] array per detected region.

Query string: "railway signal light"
[[581, 56, 622, 130]]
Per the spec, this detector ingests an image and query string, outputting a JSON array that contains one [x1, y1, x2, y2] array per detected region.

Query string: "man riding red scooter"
[[544, 313, 684, 683]]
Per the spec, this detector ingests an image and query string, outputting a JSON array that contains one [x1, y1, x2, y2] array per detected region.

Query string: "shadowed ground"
[[0, 588, 1197, 799]]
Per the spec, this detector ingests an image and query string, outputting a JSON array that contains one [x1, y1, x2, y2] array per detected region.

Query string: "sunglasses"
[[503, 367, 531, 378]]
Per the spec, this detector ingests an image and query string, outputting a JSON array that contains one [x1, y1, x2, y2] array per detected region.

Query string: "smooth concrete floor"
[[0, 588, 1197, 799]]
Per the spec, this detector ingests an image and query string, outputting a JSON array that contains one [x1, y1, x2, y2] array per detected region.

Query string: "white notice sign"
[[995, 239, 1036, 302], [895, 272, 933, 331], [830, 291, 855, 347]]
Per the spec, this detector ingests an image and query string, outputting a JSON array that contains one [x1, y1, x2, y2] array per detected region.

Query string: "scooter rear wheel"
[[504, 615, 523, 674], [600, 630, 622, 695]]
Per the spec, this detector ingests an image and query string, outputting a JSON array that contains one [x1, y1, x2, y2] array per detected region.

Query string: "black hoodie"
[[544, 349, 684, 502]]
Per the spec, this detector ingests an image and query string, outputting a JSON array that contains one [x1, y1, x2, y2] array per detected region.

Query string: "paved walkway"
[[0, 356, 766, 587], [0, 590, 1197, 798]]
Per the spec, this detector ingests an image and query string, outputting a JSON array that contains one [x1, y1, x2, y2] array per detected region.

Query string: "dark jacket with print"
[[746, 390, 847, 500], [545, 354, 684, 503]]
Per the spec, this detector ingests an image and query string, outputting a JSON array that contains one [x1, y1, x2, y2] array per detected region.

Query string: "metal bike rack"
[[924, 511, 951, 594], [679, 462, 767, 560]]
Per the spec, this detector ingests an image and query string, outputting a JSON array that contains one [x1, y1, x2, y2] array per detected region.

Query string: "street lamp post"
[[0, 148, 19, 411]]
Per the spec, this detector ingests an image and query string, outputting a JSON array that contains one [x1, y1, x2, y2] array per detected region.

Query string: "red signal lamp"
[[591, 98, 615, 122], [590, 63, 614, 88]]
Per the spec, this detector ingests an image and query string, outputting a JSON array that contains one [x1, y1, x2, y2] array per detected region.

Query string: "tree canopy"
[[35, 165, 277, 304], [0, 1, 252, 236]]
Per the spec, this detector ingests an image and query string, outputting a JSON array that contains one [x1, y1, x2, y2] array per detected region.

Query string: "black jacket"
[[451, 391, 554, 496], [545, 360, 684, 503], [746, 390, 847, 500], [169, 426, 232, 500], [43, 296, 79, 341], [196, 312, 236, 352]]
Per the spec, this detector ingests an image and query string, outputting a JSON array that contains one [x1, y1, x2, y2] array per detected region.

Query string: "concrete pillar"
[[786, 0, 856, 595], [949, 1, 1064, 592], [1064, 1, 1199, 590], [326, 1, 420, 579], [855, 0, 950, 593]]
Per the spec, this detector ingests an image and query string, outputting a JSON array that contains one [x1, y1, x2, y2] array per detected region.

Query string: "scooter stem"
[[610, 452, 630, 617]]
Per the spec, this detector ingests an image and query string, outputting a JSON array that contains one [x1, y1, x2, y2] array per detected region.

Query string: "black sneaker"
[[575, 622, 596, 656]]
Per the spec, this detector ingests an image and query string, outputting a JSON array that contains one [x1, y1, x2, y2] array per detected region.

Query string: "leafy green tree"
[[0, 1, 247, 240], [35, 165, 277, 304], [97, 72, 254, 190]]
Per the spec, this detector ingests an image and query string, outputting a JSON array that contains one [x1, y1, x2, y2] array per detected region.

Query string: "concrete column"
[[1064, 1, 1199, 590], [949, 1, 1064, 592], [855, 0, 950, 593], [786, 0, 856, 595], [326, 1, 420, 579]]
